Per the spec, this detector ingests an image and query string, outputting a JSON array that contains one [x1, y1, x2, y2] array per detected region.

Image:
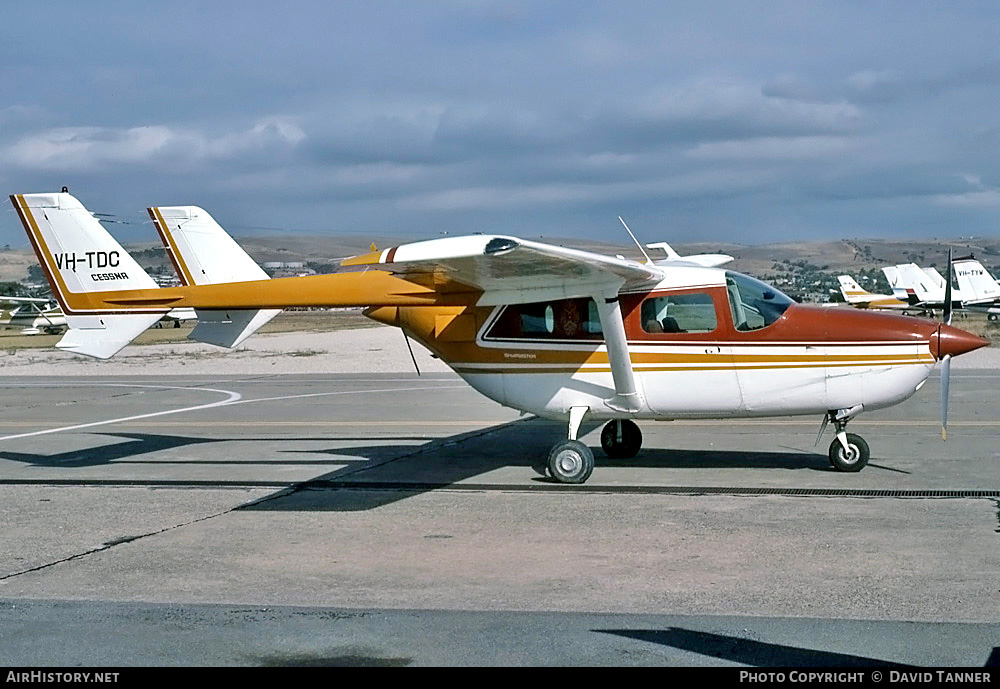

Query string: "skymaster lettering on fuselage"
[[53, 251, 120, 271]]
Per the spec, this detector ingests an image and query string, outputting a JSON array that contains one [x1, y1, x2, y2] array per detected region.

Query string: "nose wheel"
[[533, 406, 597, 484], [829, 433, 869, 472], [820, 411, 870, 472], [546, 440, 595, 484], [600, 419, 642, 458]]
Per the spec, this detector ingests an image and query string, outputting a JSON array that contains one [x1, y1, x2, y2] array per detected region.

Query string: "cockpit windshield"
[[725, 272, 794, 331]]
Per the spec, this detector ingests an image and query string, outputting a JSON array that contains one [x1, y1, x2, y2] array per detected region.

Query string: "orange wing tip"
[[341, 249, 386, 267]]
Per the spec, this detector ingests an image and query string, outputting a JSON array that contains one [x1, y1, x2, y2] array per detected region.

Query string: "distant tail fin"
[[10, 192, 163, 358], [953, 257, 1000, 304], [837, 275, 870, 303], [148, 206, 279, 347], [645, 242, 734, 267], [894, 263, 942, 303]]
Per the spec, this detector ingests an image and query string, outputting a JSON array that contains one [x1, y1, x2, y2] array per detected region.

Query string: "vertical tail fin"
[[837, 275, 870, 303], [953, 257, 1000, 304], [10, 192, 163, 358], [148, 206, 279, 347]]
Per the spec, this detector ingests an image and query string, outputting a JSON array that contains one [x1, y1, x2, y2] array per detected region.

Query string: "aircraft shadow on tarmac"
[[0, 420, 855, 512], [595, 628, 914, 667], [243, 417, 840, 512]]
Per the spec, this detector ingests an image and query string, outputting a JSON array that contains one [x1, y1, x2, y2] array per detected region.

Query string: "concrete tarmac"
[[0, 373, 997, 666]]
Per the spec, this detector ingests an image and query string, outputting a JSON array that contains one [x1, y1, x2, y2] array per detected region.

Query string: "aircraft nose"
[[930, 324, 989, 360]]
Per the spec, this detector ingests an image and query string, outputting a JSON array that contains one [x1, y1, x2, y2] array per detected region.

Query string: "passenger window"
[[640, 293, 717, 334], [486, 298, 603, 340]]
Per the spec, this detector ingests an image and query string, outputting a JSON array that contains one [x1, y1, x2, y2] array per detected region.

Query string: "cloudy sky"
[[3, 1, 1000, 247]]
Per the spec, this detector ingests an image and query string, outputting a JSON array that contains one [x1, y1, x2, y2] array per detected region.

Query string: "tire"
[[828, 433, 870, 472], [989, 314, 998, 322], [547, 440, 595, 484], [530, 458, 549, 477], [600, 419, 642, 459]]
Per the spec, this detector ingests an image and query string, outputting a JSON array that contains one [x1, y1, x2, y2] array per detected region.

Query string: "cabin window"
[[640, 292, 717, 334], [485, 297, 603, 340], [725, 272, 793, 331]]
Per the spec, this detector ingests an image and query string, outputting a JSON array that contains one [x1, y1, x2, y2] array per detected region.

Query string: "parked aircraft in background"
[[836, 275, 908, 310], [0, 295, 194, 334], [10, 191, 988, 482], [0, 296, 66, 334], [884, 258, 1000, 320], [952, 256, 1000, 321]]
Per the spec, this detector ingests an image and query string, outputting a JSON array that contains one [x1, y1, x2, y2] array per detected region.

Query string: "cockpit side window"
[[485, 297, 603, 340], [640, 292, 717, 334], [725, 272, 793, 331]]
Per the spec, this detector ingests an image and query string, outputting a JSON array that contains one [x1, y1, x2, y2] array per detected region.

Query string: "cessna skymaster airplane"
[[9, 192, 989, 483]]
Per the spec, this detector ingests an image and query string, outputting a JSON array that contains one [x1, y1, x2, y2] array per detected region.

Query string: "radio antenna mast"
[[618, 216, 652, 263]]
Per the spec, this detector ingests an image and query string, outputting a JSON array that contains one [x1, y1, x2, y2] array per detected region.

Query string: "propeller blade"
[[940, 353, 951, 441], [944, 247, 954, 326]]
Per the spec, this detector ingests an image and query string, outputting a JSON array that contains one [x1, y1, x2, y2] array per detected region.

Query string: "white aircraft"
[[836, 275, 908, 310], [952, 256, 1000, 321], [9, 191, 989, 482], [0, 294, 194, 334], [883, 258, 1000, 319], [0, 296, 67, 334]]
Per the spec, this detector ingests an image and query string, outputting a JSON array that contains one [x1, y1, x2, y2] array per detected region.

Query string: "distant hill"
[[4, 234, 1000, 301]]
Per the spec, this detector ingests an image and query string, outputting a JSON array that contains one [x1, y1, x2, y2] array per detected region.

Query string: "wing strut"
[[594, 287, 644, 413]]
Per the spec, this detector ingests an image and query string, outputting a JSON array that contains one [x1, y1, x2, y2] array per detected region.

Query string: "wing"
[[343, 234, 664, 412], [342, 235, 664, 306]]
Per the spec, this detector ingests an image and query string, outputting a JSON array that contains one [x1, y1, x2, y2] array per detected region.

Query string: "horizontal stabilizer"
[[190, 308, 280, 348], [56, 313, 162, 359]]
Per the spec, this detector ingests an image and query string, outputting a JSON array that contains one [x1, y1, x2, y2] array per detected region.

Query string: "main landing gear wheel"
[[828, 433, 870, 472], [600, 419, 642, 459], [547, 440, 594, 484]]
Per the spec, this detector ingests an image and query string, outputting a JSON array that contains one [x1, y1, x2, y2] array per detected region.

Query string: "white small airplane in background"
[[0, 294, 194, 334], [884, 258, 1000, 319], [9, 191, 989, 482], [952, 256, 1000, 321], [883, 263, 962, 311], [0, 296, 66, 334], [836, 275, 908, 311]]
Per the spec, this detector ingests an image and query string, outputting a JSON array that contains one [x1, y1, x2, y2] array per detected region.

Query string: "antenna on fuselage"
[[618, 216, 652, 264]]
